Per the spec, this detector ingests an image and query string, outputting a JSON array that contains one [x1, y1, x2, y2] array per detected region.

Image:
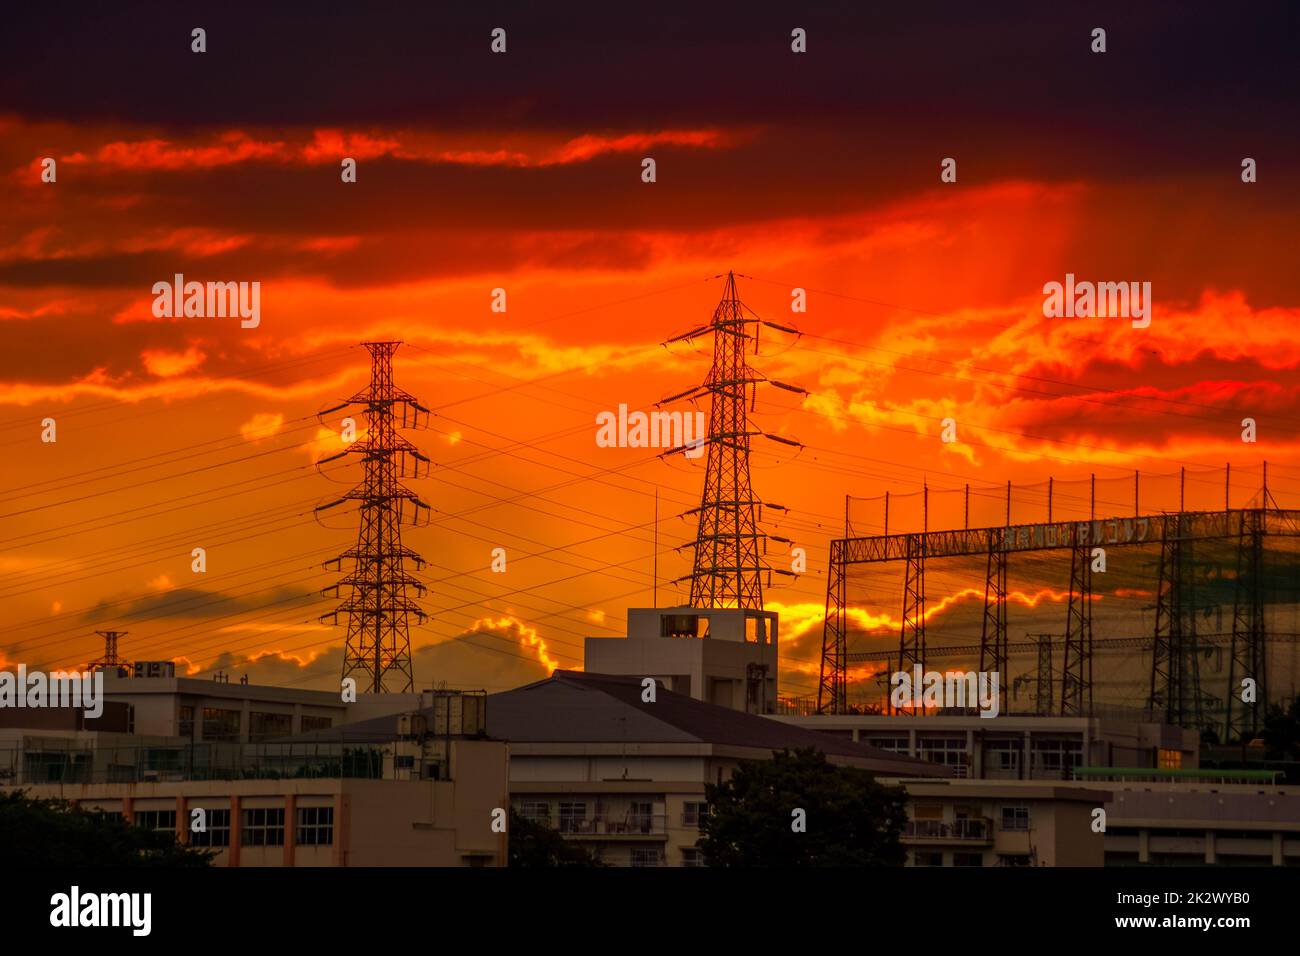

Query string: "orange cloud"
[[89, 133, 287, 170], [16, 124, 741, 180], [141, 346, 205, 377], [470, 615, 560, 673], [240, 411, 286, 443]]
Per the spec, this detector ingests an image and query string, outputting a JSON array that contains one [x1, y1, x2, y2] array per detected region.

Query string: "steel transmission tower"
[[659, 272, 805, 609], [1148, 514, 1206, 728], [977, 530, 1008, 714], [87, 630, 131, 674], [1226, 508, 1266, 740], [317, 342, 432, 693], [1060, 539, 1095, 716]]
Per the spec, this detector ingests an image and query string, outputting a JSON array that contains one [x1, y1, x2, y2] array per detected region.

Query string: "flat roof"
[[885, 777, 1113, 803], [101, 675, 353, 707]]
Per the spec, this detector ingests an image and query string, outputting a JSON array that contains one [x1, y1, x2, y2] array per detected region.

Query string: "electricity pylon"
[[87, 630, 131, 674], [317, 342, 432, 693], [659, 272, 806, 609]]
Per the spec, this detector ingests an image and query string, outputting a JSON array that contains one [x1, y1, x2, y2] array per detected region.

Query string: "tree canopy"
[[0, 791, 214, 867], [698, 747, 907, 867], [508, 808, 605, 867]]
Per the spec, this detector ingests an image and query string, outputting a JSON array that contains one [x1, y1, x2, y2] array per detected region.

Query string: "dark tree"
[[1263, 694, 1300, 760], [508, 809, 605, 867], [0, 791, 214, 866], [698, 747, 907, 867]]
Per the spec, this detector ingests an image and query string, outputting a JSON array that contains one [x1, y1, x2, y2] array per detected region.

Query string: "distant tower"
[[318, 342, 432, 693], [1226, 508, 1266, 740], [660, 272, 805, 609], [87, 630, 131, 675], [1149, 514, 1204, 727]]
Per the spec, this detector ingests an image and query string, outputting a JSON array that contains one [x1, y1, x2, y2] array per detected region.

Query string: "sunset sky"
[[3, 2, 1299, 704]]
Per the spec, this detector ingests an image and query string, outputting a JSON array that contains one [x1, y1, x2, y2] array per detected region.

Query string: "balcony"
[[558, 813, 668, 839], [903, 818, 993, 844]]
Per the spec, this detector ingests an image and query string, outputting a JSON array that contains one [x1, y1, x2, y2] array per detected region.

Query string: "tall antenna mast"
[[317, 342, 432, 693], [659, 272, 806, 609]]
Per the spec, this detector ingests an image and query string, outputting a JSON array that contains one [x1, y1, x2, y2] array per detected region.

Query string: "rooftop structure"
[[585, 606, 779, 714]]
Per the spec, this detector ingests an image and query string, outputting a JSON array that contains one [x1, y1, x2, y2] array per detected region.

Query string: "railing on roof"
[[903, 817, 992, 841], [0, 742, 402, 786], [774, 695, 819, 716], [1072, 767, 1283, 785]]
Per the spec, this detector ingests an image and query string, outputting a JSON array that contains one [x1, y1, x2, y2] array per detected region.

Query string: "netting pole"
[[964, 484, 969, 530], [1005, 480, 1011, 525], [1090, 474, 1095, 521], [1180, 467, 1185, 512], [1134, 469, 1139, 517], [884, 492, 890, 537], [1225, 462, 1231, 513], [1048, 477, 1053, 523]]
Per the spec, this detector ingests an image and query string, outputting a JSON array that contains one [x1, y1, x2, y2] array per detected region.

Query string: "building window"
[[1000, 806, 1030, 831], [917, 736, 969, 770], [134, 810, 176, 833], [297, 806, 334, 846], [301, 715, 333, 733], [627, 801, 654, 833], [952, 853, 985, 867], [178, 705, 195, 738], [865, 736, 911, 754], [249, 711, 293, 742], [1030, 739, 1082, 777], [682, 801, 708, 827], [242, 807, 285, 846], [1158, 748, 1183, 770], [190, 808, 231, 848], [630, 848, 663, 867], [680, 848, 704, 867], [558, 801, 587, 834], [984, 738, 1022, 775], [519, 801, 551, 826], [202, 708, 241, 742], [912, 851, 944, 867], [998, 854, 1032, 866]]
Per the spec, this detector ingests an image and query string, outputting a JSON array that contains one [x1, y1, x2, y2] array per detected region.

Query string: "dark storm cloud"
[[81, 584, 318, 623], [199, 624, 551, 691], [6, 139, 1299, 301], [0, 309, 201, 383], [1, 1, 1296, 161]]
